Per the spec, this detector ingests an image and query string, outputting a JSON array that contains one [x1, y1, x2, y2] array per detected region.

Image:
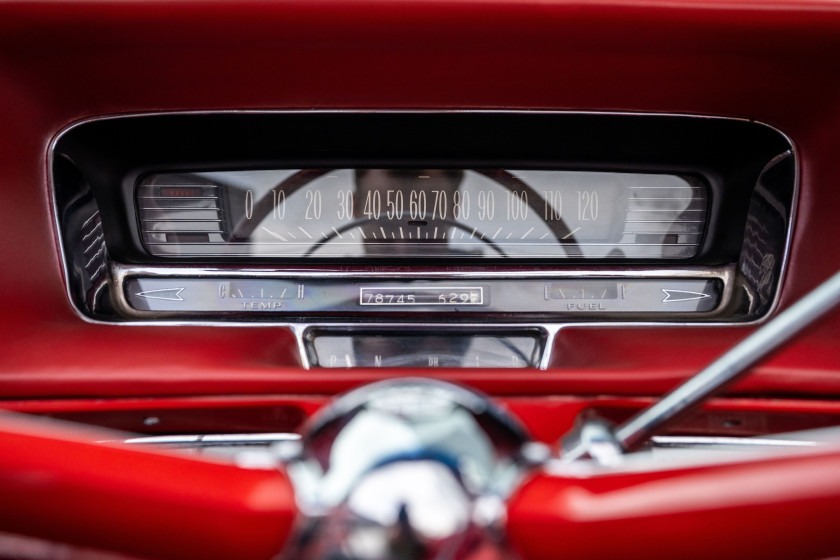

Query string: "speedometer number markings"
[[140, 168, 708, 259]]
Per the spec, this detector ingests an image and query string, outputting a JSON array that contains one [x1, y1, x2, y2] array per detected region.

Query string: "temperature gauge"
[[219, 280, 297, 300]]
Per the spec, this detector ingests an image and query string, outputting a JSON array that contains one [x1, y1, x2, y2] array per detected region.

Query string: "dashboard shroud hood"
[[0, 0, 839, 397]]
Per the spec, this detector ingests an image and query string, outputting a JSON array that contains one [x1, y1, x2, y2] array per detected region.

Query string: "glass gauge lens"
[[137, 168, 709, 259]]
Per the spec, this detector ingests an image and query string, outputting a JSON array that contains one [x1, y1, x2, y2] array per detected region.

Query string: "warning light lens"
[[159, 186, 203, 197]]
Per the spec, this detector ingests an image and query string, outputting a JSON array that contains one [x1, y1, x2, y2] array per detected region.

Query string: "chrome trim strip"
[[123, 435, 200, 444], [539, 325, 561, 370], [300, 324, 554, 369], [772, 148, 800, 319], [291, 324, 314, 369], [112, 263, 734, 281], [110, 263, 733, 370], [112, 265, 732, 289], [111, 262, 732, 311], [110, 263, 736, 370], [123, 432, 301, 446], [651, 435, 819, 448]]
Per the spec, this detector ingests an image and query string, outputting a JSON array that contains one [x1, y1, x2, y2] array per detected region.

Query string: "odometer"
[[137, 168, 709, 259], [359, 286, 485, 306]]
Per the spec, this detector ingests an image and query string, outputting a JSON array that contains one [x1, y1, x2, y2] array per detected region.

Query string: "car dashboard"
[[51, 111, 796, 369], [2, 1, 840, 559]]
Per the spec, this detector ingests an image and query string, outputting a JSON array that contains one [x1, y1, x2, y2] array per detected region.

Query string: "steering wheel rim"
[[302, 216, 508, 257], [507, 446, 840, 560], [0, 411, 298, 560], [4, 384, 840, 560]]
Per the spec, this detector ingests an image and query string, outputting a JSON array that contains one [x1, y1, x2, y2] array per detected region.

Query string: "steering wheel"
[[2, 378, 840, 560], [303, 217, 508, 257]]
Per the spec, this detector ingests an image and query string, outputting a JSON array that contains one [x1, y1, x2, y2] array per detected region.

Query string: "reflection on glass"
[[138, 168, 708, 259]]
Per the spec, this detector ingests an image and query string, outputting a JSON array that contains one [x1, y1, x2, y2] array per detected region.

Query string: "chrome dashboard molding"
[[121, 432, 302, 447], [109, 262, 735, 370], [110, 262, 734, 316], [111, 263, 735, 282], [290, 323, 560, 370], [47, 110, 799, 370], [650, 435, 819, 448], [778, 145, 800, 317], [738, 149, 798, 317]]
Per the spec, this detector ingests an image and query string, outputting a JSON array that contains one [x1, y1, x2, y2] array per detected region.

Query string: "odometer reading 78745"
[[359, 286, 484, 306]]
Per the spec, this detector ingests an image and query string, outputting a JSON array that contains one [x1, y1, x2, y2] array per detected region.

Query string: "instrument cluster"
[[51, 112, 796, 368]]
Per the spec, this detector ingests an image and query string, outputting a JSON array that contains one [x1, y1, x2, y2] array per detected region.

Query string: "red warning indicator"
[[159, 186, 203, 197]]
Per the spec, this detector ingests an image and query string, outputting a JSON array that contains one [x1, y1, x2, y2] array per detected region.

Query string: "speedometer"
[[138, 168, 708, 260]]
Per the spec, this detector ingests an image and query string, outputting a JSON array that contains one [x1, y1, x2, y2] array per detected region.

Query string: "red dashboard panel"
[[0, 0, 840, 398], [5, 3, 840, 560], [3, 3, 840, 559]]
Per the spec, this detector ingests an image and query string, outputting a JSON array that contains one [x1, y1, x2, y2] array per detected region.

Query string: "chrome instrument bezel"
[[111, 262, 734, 320], [48, 111, 799, 370]]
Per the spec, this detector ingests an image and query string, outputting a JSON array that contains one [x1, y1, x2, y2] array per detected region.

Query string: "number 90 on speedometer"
[[138, 168, 709, 260]]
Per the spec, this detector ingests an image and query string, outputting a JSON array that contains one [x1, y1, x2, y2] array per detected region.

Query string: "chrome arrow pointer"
[[661, 289, 711, 303], [135, 288, 185, 301]]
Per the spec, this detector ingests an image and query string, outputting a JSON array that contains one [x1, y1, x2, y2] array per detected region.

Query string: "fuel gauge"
[[544, 281, 619, 300]]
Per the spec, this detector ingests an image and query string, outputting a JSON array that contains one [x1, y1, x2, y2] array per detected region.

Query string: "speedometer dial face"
[[138, 168, 708, 259]]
